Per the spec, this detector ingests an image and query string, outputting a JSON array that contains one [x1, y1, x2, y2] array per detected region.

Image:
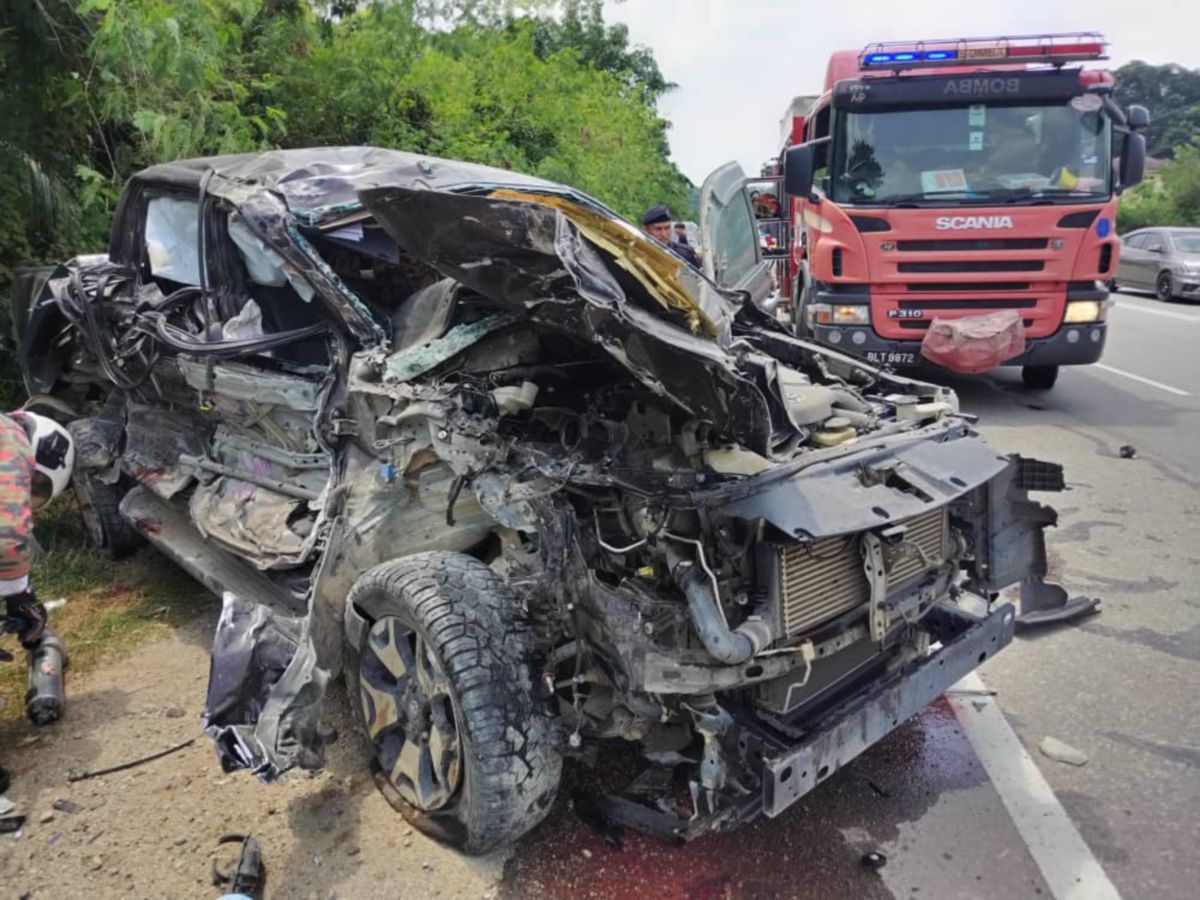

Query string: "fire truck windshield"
[[830, 99, 1112, 205]]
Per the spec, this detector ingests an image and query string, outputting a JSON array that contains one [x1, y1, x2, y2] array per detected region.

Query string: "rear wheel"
[[1157, 272, 1175, 301], [72, 473, 143, 559], [1021, 365, 1059, 390], [345, 552, 561, 855]]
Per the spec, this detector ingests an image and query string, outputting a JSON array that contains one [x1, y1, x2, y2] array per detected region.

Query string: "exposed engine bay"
[[10, 148, 1082, 846]]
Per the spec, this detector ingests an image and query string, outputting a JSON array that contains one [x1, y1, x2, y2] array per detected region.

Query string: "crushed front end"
[[16, 149, 1076, 845]]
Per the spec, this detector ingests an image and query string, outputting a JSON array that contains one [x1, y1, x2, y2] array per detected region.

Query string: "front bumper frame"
[[811, 322, 1107, 368], [761, 601, 1014, 817]]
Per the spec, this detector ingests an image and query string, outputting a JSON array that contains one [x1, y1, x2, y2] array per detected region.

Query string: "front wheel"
[[791, 277, 812, 338], [1157, 272, 1175, 301], [1021, 365, 1059, 390], [345, 552, 561, 855]]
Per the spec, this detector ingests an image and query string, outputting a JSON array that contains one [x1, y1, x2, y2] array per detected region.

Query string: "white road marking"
[[1092, 363, 1191, 397], [1112, 301, 1200, 323], [950, 672, 1121, 900]]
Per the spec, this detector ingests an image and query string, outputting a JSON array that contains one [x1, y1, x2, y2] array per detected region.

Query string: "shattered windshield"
[[831, 99, 1113, 205]]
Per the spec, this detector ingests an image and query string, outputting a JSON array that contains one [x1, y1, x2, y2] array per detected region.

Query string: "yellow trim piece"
[[488, 189, 719, 337]]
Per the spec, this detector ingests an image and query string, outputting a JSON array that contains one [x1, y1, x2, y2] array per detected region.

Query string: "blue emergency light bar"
[[864, 50, 958, 64]]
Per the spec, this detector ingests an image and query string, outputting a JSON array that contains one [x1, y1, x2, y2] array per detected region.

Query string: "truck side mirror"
[[1126, 104, 1150, 130], [1119, 131, 1146, 191], [784, 145, 815, 199]]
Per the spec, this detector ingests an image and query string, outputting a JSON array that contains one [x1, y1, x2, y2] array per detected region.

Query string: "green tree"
[[1, 0, 693, 294], [1113, 60, 1200, 159]]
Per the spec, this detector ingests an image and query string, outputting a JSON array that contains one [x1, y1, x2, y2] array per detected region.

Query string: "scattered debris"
[[1119, 445, 1137, 459], [1, 816, 26, 840], [67, 738, 195, 782], [164, 705, 186, 719], [43, 598, 67, 612], [38, 811, 54, 825], [861, 850, 888, 870], [865, 779, 892, 798], [1039, 736, 1089, 767], [0, 816, 23, 834], [52, 799, 82, 815], [571, 792, 626, 848], [48, 831, 63, 845], [212, 834, 265, 899], [0, 796, 15, 818]]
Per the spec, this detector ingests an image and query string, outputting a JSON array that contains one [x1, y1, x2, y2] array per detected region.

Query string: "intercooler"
[[771, 506, 949, 638]]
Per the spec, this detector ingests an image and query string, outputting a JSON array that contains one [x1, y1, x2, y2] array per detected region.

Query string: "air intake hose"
[[674, 562, 773, 665]]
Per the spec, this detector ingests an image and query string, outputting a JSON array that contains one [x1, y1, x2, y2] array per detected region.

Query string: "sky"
[[603, 0, 1200, 185]]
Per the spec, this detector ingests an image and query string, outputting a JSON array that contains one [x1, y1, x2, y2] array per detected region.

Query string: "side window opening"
[[144, 195, 202, 289], [810, 105, 832, 186], [215, 207, 330, 367]]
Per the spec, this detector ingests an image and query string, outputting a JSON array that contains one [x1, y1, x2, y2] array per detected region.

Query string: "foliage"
[[0, 0, 692, 312], [1116, 139, 1200, 233], [1113, 60, 1200, 160]]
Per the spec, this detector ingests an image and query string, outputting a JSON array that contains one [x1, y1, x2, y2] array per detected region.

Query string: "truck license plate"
[[866, 351, 917, 366]]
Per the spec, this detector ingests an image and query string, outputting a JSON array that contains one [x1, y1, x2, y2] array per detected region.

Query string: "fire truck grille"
[[777, 507, 949, 638], [897, 238, 1048, 252], [898, 260, 1044, 273]]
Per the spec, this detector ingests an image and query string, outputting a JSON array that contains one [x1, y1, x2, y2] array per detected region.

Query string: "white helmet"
[[12, 411, 75, 509]]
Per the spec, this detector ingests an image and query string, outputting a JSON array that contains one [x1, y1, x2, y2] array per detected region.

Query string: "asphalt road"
[[500, 290, 1200, 900]]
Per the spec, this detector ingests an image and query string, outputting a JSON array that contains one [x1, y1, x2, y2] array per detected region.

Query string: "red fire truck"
[[768, 33, 1149, 389]]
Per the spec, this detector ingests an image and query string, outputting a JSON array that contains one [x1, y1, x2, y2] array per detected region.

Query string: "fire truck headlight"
[[832, 305, 870, 325], [1064, 300, 1107, 323]]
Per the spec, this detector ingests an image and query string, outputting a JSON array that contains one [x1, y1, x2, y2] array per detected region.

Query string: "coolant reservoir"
[[810, 416, 856, 448]]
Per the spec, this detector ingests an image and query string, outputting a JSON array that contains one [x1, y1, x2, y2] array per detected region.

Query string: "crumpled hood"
[[358, 185, 798, 454]]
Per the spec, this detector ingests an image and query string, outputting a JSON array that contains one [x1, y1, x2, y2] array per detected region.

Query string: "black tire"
[[1156, 271, 1174, 301], [791, 276, 811, 338], [345, 551, 561, 855], [1021, 365, 1059, 390], [72, 472, 143, 559]]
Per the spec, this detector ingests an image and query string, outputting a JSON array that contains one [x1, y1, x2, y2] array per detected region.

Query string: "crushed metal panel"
[[383, 313, 520, 383], [123, 406, 206, 498], [761, 603, 1015, 816], [204, 592, 328, 779], [175, 358, 322, 410], [358, 186, 779, 453], [719, 428, 1010, 539]]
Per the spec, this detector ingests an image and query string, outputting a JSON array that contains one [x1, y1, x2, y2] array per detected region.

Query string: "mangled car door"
[[122, 192, 337, 569], [180, 205, 337, 568], [699, 162, 774, 303]]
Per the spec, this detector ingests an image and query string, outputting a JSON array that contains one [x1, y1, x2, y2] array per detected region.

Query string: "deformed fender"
[[203, 592, 328, 779], [203, 520, 350, 779]]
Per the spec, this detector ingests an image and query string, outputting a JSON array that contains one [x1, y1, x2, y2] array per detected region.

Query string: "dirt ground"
[[0, 606, 508, 900]]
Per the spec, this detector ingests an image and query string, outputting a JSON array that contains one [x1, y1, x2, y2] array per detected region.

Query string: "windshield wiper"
[[865, 190, 990, 206], [990, 186, 1102, 204]]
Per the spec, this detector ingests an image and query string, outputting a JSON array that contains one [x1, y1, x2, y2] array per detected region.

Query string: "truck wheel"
[[1156, 272, 1175, 301], [345, 552, 561, 855], [791, 278, 811, 338], [1021, 365, 1059, 390], [72, 473, 143, 559]]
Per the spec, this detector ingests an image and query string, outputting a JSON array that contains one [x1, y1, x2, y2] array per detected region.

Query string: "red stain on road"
[[502, 698, 984, 900]]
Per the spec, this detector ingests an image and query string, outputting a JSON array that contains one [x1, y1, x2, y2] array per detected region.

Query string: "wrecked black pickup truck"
[[9, 148, 1085, 853]]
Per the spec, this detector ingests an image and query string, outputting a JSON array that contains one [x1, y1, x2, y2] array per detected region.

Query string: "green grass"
[[0, 497, 209, 729]]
